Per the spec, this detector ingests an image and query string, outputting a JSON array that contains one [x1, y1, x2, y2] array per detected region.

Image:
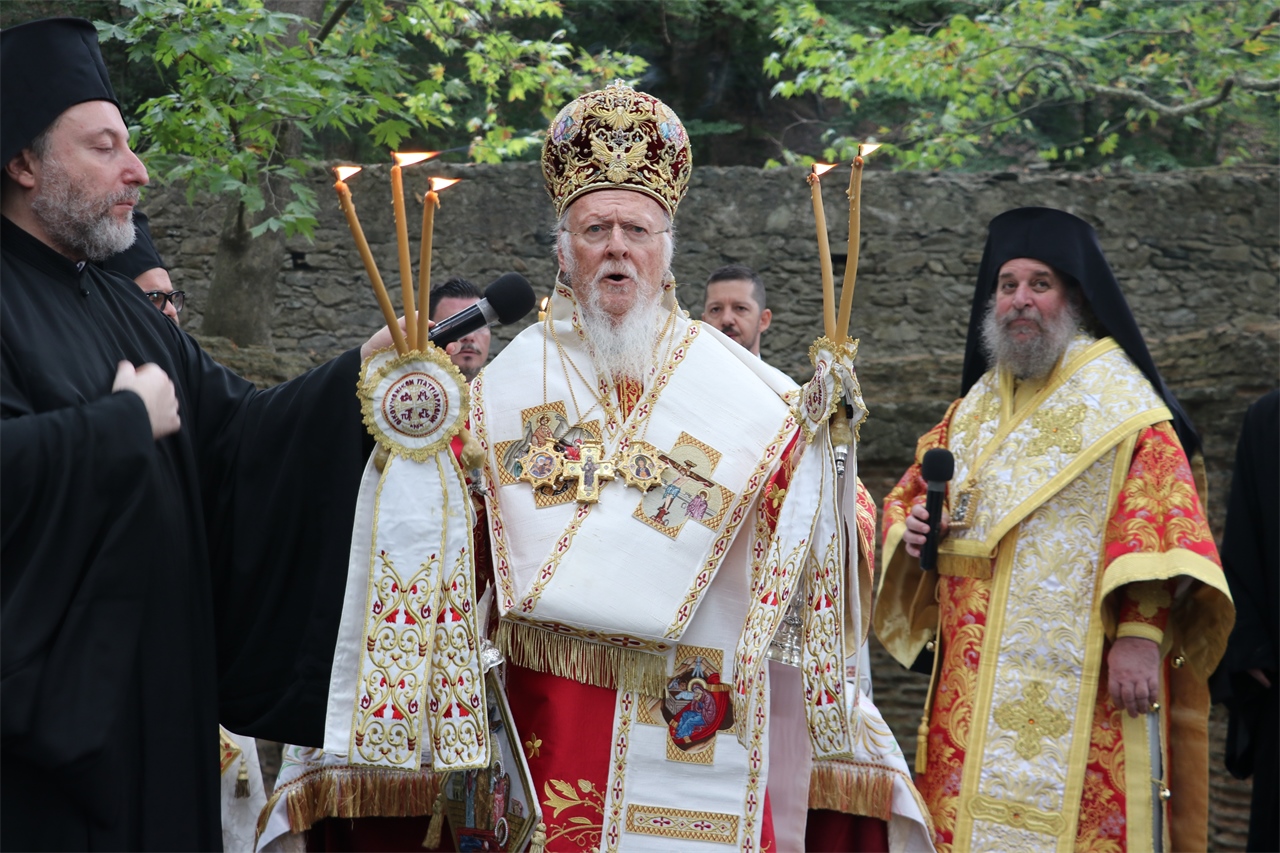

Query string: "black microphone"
[[919, 448, 954, 572], [429, 272, 536, 346]]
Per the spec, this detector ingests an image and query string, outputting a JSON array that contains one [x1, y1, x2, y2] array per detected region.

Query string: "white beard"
[[980, 294, 1081, 380], [561, 243, 668, 382], [30, 154, 139, 261], [578, 277, 665, 382]]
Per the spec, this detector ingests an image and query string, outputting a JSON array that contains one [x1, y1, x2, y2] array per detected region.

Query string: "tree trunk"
[[202, 197, 288, 345], [199, 0, 327, 346]]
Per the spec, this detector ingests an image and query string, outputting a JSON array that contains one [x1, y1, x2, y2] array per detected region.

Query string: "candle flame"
[[334, 165, 362, 181], [811, 163, 836, 177], [540, 296, 549, 311], [430, 177, 461, 192], [859, 143, 882, 156], [392, 151, 439, 167]]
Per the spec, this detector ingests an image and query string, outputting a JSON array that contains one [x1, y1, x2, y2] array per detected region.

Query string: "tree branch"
[[1081, 77, 1235, 117], [1101, 28, 1189, 40], [1238, 75, 1280, 92], [1229, 8, 1279, 48], [314, 0, 356, 47]]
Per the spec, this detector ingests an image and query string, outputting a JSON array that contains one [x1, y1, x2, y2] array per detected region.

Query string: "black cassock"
[[1212, 389, 1279, 853], [0, 217, 374, 850]]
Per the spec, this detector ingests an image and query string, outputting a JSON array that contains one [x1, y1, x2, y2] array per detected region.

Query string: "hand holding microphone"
[[904, 448, 954, 570]]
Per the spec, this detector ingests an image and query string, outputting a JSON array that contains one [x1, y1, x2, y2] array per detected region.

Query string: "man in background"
[[701, 263, 771, 356], [101, 211, 184, 325], [429, 275, 491, 380]]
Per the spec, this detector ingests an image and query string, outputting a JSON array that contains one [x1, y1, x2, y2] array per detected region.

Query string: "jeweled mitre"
[[541, 81, 692, 218]]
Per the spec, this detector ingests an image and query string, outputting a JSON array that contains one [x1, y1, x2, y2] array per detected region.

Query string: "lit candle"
[[416, 176, 461, 350], [538, 296, 549, 323], [391, 152, 437, 351], [836, 144, 880, 343], [808, 163, 837, 340], [333, 166, 407, 356]]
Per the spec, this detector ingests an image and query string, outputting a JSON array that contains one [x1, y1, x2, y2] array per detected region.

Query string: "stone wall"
[[150, 164, 1277, 849]]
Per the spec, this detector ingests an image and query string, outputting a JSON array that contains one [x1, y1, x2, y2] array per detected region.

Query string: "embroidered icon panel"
[[495, 402, 602, 508], [637, 645, 735, 766], [633, 432, 731, 539]]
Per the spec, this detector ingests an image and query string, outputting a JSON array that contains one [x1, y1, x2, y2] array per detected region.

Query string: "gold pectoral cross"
[[561, 440, 615, 503]]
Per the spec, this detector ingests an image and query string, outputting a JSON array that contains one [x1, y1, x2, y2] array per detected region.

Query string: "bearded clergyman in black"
[[0, 19, 404, 850]]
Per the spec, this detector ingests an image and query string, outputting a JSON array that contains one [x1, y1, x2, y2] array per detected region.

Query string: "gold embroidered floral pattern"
[[524, 733, 542, 759], [1026, 403, 1087, 456], [1104, 424, 1220, 565], [993, 681, 1071, 760], [543, 777, 605, 850], [953, 393, 999, 450]]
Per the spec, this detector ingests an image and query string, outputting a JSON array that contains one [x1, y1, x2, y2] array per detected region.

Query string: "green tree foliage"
[[99, 0, 645, 238], [765, 0, 1279, 170]]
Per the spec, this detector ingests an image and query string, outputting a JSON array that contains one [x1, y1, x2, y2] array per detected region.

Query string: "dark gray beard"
[[980, 295, 1081, 380], [30, 156, 139, 261]]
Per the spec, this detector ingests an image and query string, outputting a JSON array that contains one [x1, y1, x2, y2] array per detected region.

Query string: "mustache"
[[593, 260, 640, 284], [456, 344, 482, 355], [104, 186, 141, 209], [1000, 306, 1043, 327]]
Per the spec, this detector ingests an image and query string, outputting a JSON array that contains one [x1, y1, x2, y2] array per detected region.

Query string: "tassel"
[[459, 427, 484, 472], [529, 822, 548, 853], [235, 757, 250, 799], [422, 790, 446, 849], [915, 717, 930, 775]]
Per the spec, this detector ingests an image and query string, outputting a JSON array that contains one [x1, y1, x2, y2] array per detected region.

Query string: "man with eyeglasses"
[[0, 19, 414, 849], [444, 82, 930, 853], [101, 211, 185, 325]]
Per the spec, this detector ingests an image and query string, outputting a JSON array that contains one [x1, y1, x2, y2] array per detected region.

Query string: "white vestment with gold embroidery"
[[471, 286, 921, 851]]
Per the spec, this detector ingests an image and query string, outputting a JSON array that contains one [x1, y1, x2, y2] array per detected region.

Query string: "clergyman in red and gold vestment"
[[874, 207, 1233, 853]]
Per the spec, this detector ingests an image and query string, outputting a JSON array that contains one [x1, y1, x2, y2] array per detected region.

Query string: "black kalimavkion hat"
[[1, 17, 120, 166], [961, 206, 1201, 457]]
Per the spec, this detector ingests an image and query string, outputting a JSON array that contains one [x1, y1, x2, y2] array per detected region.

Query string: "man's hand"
[[113, 360, 180, 439], [360, 316, 461, 361], [903, 502, 949, 559], [1107, 635, 1161, 717]]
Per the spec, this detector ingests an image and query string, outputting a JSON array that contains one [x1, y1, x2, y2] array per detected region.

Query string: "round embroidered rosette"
[[359, 347, 470, 462]]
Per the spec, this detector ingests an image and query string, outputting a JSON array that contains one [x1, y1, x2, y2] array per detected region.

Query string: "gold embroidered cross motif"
[[633, 433, 731, 539], [1027, 404, 1087, 456], [993, 681, 1070, 759], [560, 441, 615, 503], [496, 403, 602, 508]]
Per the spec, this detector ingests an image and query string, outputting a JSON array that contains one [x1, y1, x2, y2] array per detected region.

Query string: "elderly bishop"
[[470, 84, 932, 852]]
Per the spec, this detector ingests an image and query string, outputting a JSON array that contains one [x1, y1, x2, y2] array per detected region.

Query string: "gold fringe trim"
[[936, 552, 992, 579], [808, 762, 897, 822], [497, 619, 669, 696], [255, 765, 444, 842]]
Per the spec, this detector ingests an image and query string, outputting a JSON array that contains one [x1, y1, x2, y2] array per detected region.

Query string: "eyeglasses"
[[563, 221, 670, 246], [144, 290, 186, 313]]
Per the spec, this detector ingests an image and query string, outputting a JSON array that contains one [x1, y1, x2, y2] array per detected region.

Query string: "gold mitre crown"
[[542, 81, 692, 219]]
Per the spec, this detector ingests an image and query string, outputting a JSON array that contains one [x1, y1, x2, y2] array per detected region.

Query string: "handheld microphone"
[[919, 448, 954, 572], [429, 272, 536, 346]]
